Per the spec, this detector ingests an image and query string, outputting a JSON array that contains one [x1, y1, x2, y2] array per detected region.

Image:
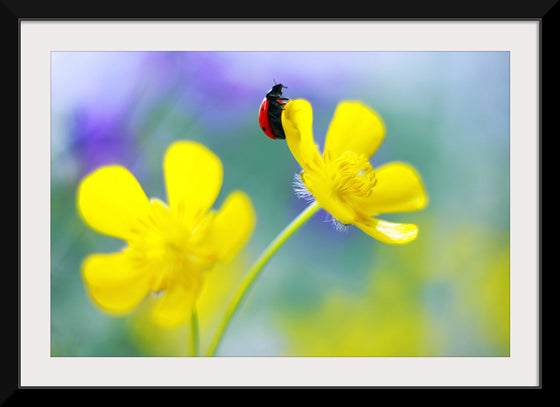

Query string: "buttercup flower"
[[77, 140, 256, 327], [282, 99, 428, 244]]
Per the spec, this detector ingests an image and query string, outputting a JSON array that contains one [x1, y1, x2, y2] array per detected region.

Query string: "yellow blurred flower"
[[77, 140, 256, 327], [129, 256, 249, 356], [279, 266, 431, 356], [282, 100, 428, 244]]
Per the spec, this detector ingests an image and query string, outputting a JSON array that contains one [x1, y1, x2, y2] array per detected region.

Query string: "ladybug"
[[258, 83, 289, 140]]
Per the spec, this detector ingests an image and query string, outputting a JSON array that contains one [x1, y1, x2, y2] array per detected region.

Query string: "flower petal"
[[151, 271, 205, 328], [323, 102, 385, 163], [301, 171, 358, 225], [281, 99, 324, 173], [81, 249, 151, 314], [164, 140, 223, 226], [193, 191, 256, 262], [356, 217, 419, 244], [77, 165, 151, 240], [359, 162, 428, 215]]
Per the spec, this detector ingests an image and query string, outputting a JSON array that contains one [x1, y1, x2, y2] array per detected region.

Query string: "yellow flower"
[[282, 99, 428, 244], [77, 140, 256, 327]]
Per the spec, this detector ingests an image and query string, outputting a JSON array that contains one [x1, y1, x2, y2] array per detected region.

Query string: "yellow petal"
[[163, 140, 223, 226], [81, 249, 151, 314], [151, 271, 205, 328], [356, 217, 419, 244], [193, 191, 256, 262], [281, 99, 324, 173], [301, 171, 358, 225], [359, 162, 428, 215], [77, 165, 151, 240], [323, 102, 385, 163]]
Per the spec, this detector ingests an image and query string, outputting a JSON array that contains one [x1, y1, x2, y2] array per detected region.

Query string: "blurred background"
[[51, 51, 509, 357]]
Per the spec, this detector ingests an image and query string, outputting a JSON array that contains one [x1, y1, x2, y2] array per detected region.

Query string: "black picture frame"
[[9, 0, 549, 399]]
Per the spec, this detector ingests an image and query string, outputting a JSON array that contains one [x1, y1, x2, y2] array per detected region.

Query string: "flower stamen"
[[329, 151, 377, 199]]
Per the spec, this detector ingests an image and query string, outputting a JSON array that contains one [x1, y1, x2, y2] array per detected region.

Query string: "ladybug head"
[[272, 78, 287, 90], [270, 83, 287, 94]]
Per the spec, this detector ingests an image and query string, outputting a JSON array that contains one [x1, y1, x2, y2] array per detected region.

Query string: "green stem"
[[188, 306, 199, 357], [206, 200, 321, 357]]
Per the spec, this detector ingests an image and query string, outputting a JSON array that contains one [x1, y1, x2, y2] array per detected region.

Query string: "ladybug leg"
[[276, 97, 289, 109]]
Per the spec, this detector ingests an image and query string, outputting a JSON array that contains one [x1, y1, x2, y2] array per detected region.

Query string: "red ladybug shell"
[[258, 83, 288, 140], [259, 97, 276, 139]]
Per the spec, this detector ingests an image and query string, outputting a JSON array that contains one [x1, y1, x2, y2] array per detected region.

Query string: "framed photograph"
[[14, 13, 544, 392]]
